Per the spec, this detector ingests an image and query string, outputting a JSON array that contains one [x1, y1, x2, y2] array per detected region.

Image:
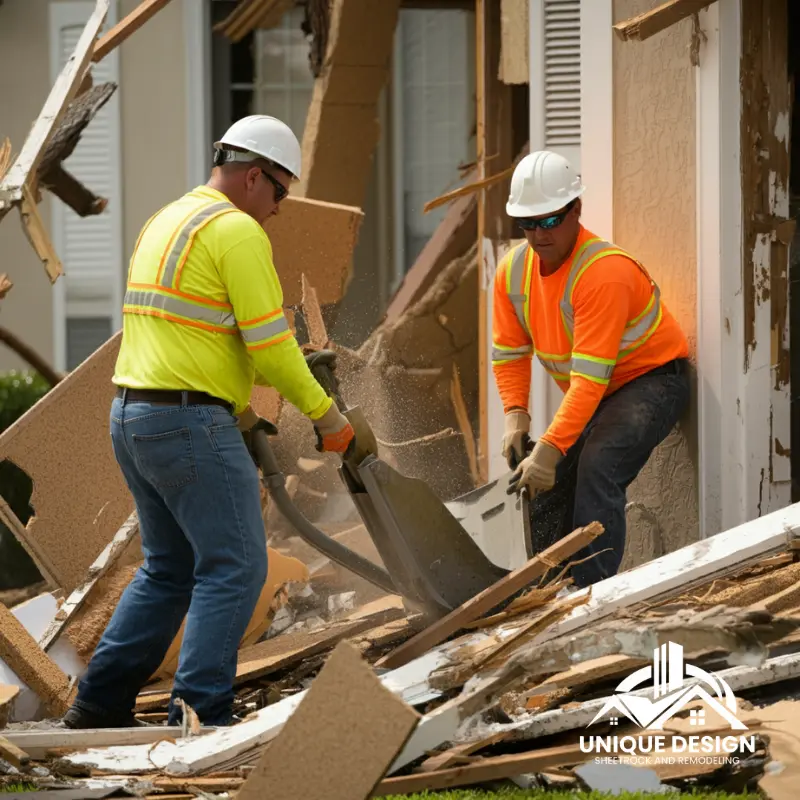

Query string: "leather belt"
[[116, 387, 233, 413]]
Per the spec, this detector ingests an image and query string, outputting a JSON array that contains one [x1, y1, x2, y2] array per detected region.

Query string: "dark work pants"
[[529, 358, 691, 588]]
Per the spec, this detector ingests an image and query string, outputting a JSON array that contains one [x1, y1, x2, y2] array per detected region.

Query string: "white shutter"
[[530, 0, 581, 170], [49, 2, 122, 370]]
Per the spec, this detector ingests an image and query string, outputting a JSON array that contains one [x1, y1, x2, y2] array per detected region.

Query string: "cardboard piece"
[[236, 641, 419, 800]]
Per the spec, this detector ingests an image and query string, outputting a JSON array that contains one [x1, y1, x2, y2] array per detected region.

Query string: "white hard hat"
[[506, 151, 585, 218], [214, 115, 302, 179]]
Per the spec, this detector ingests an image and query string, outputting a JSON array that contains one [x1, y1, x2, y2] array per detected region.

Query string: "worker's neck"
[[538, 258, 564, 276]]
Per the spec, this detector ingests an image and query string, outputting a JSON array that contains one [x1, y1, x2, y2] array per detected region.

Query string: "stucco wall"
[[0, 0, 189, 373], [613, 0, 700, 568]]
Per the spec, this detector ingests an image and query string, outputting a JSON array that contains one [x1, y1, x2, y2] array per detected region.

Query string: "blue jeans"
[[530, 358, 691, 588], [72, 396, 268, 726]]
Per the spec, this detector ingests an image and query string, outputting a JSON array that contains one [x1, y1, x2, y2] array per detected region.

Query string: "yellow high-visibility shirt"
[[113, 185, 331, 419]]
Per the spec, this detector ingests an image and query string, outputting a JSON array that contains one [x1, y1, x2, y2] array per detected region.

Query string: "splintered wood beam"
[[92, 0, 175, 62], [19, 184, 64, 284], [613, 0, 717, 42], [0, 0, 110, 210]]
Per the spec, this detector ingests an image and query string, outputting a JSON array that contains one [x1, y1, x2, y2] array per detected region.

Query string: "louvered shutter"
[[531, 0, 581, 170], [49, 2, 122, 370]]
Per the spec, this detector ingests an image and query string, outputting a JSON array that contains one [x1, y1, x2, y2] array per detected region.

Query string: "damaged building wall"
[[0, 0, 190, 372], [612, 0, 700, 567]]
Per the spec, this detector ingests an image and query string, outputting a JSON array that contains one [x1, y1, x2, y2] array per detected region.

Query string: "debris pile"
[[1, 507, 800, 797]]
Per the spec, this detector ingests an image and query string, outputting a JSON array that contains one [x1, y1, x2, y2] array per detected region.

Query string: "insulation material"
[[297, 0, 400, 209], [499, 0, 529, 84], [612, 0, 699, 561], [236, 641, 418, 800], [0, 334, 132, 593]]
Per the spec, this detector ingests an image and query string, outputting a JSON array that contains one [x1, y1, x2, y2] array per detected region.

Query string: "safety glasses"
[[517, 200, 576, 231], [261, 170, 289, 203]]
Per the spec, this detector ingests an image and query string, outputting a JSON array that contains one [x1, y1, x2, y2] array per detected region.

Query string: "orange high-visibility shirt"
[[492, 226, 689, 454]]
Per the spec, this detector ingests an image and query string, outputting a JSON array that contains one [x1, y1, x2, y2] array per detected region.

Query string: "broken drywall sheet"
[[265, 195, 363, 305], [236, 641, 419, 800], [0, 334, 132, 594]]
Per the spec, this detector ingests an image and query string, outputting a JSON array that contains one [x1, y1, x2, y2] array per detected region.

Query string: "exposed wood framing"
[[92, 0, 175, 62], [0, 0, 110, 218], [613, 0, 717, 42], [19, 184, 63, 284], [476, 0, 488, 481], [296, 0, 400, 210], [214, 0, 295, 43], [740, 0, 792, 512], [499, 0, 528, 84], [38, 513, 139, 653], [376, 522, 604, 670]]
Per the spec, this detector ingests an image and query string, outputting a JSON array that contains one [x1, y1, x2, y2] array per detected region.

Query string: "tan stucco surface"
[[613, 0, 700, 569], [0, 0, 189, 373]]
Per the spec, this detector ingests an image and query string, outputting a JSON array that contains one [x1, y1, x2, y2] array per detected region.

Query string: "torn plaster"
[[613, 0, 699, 559]]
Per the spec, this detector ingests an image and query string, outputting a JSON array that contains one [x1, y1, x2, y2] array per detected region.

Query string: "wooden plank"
[[450, 364, 480, 485], [39, 513, 139, 652], [0, 685, 19, 729], [613, 0, 716, 42], [2, 726, 215, 761], [383, 185, 476, 324], [19, 184, 64, 283], [0, 0, 110, 210], [376, 522, 604, 670], [92, 0, 175, 62], [0, 495, 58, 590], [0, 734, 29, 768], [416, 731, 508, 774], [0, 603, 74, 718], [375, 742, 585, 794], [301, 274, 329, 348], [236, 642, 419, 800]]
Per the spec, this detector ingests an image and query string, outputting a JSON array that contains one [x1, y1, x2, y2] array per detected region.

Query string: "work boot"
[[59, 704, 150, 729]]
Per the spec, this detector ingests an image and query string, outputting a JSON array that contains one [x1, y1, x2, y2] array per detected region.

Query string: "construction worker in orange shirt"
[[61, 115, 355, 729], [493, 150, 690, 587]]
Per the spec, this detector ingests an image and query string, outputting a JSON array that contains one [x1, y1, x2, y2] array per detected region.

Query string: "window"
[[66, 318, 113, 369], [212, 2, 314, 140]]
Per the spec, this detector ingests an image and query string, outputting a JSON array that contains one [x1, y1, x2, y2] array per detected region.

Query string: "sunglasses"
[[517, 200, 576, 231], [261, 169, 289, 203]]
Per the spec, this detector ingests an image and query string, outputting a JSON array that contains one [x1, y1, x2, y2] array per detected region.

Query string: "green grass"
[[383, 792, 759, 799]]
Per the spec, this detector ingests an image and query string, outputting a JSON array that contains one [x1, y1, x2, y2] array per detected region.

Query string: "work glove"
[[507, 439, 563, 497], [502, 409, 532, 469], [313, 402, 356, 457]]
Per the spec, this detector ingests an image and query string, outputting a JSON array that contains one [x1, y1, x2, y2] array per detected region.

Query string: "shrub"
[[0, 371, 52, 590]]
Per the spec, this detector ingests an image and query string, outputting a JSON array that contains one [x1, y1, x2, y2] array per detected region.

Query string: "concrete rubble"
[[1, 1, 800, 799]]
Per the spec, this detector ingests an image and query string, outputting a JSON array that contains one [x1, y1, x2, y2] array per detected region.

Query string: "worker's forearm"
[[493, 358, 532, 413], [541, 376, 605, 454], [251, 338, 331, 419]]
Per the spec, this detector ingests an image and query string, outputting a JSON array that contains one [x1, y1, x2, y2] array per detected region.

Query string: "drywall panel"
[[612, 0, 700, 566], [0, 334, 130, 593]]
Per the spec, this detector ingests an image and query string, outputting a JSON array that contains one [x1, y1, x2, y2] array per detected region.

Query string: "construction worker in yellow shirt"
[[61, 115, 354, 729]]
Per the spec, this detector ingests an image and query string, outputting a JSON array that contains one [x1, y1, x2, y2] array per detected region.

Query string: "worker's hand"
[[238, 406, 278, 465], [507, 440, 562, 497], [313, 402, 356, 457], [502, 409, 532, 469]]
